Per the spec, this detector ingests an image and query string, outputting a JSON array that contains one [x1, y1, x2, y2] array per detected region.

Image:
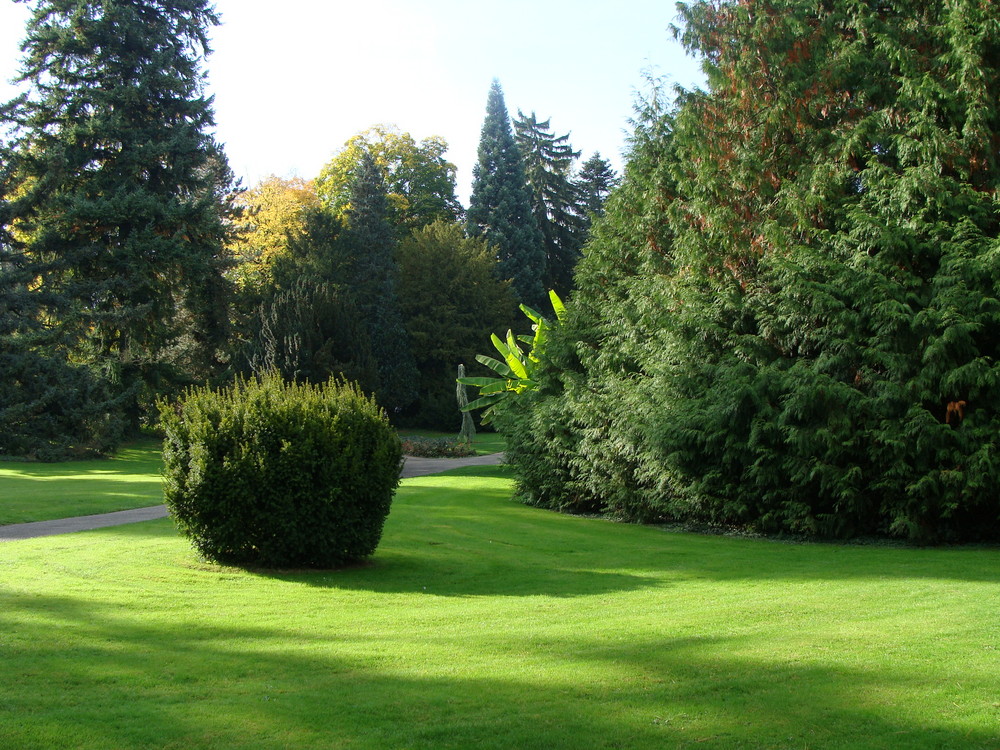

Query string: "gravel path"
[[0, 452, 505, 542]]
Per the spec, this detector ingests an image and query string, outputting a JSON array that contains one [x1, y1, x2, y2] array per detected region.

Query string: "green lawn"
[[0, 438, 164, 525], [0, 432, 505, 526], [1, 463, 998, 749]]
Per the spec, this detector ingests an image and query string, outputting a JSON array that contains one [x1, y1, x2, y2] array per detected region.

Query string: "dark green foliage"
[[0, 0, 239, 433], [514, 111, 586, 299], [573, 152, 618, 226], [0, 341, 124, 461], [467, 81, 546, 308], [395, 220, 519, 429], [159, 373, 402, 568], [249, 276, 377, 392], [343, 151, 419, 414], [499, 94, 678, 520], [0, 191, 123, 459], [503, 0, 1000, 543]]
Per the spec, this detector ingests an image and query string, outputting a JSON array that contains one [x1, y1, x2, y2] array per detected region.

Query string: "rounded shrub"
[[159, 373, 402, 568]]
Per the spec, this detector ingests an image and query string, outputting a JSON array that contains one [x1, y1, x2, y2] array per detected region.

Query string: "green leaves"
[[459, 290, 564, 423], [492, 0, 1000, 543], [159, 373, 402, 568]]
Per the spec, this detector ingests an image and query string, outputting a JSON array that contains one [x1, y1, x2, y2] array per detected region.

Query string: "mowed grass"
[[0, 438, 164, 524], [1, 464, 999, 749]]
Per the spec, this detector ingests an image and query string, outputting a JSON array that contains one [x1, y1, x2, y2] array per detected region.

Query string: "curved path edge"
[[0, 452, 505, 542]]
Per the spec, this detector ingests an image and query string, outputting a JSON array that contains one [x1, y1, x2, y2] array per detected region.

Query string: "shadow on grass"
[[0, 590, 995, 750], [79, 463, 1000, 593]]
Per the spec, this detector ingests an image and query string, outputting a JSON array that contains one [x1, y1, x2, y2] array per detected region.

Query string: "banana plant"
[[458, 290, 565, 424]]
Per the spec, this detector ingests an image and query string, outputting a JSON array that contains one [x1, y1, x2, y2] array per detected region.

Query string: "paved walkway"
[[0, 452, 504, 542]]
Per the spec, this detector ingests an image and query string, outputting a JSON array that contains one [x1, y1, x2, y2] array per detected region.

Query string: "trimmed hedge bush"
[[159, 374, 402, 568]]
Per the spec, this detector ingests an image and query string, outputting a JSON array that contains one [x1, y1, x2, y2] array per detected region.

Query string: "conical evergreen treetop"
[[467, 80, 546, 309], [0, 0, 239, 431], [513, 111, 585, 298], [573, 152, 618, 224]]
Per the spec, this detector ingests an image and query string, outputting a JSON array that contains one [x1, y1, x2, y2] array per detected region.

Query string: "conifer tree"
[[0, 0, 238, 432], [249, 277, 377, 392], [573, 152, 618, 225], [513, 111, 585, 298], [467, 80, 546, 308], [500, 0, 1000, 543], [342, 151, 418, 413]]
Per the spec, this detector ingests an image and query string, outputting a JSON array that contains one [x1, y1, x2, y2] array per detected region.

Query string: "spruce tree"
[[342, 151, 418, 413], [573, 152, 619, 225], [467, 80, 546, 308], [513, 111, 585, 298], [0, 0, 238, 432], [0, 214, 123, 458]]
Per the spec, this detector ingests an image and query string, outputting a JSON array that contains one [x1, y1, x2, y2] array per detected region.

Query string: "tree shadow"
[[0, 591, 995, 749]]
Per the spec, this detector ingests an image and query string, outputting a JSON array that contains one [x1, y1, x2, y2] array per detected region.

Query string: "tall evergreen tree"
[[342, 150, 418, 413], [513, 111, 585, 298], [0, 210, 123, 458], [573, 152, 619, 225], [0, 0, 239, 432], [497, 0, 1000, 543], [467, 80, 546, 308]]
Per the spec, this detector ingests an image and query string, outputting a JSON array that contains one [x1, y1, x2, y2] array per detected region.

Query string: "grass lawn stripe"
[[0, 465, 998, 748], [0, 432, 504, 525]]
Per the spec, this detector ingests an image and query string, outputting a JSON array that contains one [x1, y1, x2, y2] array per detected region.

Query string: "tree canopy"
[[396, 220, 520, 429], [573, 152, 618, 225], [315, 125, 462, 234], [228, 175, 320, 292], [0, 0, 239, 445], [495, 0, 1000, 543], [513, 111, 585, 298], [340, 150, 419, 413]]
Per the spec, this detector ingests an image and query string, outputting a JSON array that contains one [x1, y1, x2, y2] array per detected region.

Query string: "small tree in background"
[[228, 176, 320, 294], [396, 220, 519, 429], [342, 151, 419, 414], [249, 277, 377, 393], [573, 152, 619, 227]]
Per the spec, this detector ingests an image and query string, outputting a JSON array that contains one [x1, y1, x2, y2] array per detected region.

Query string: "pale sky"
[[0, 1, 705, 205]]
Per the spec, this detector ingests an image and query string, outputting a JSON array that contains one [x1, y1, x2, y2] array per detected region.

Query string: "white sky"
[[0, 1, 705, 205]]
